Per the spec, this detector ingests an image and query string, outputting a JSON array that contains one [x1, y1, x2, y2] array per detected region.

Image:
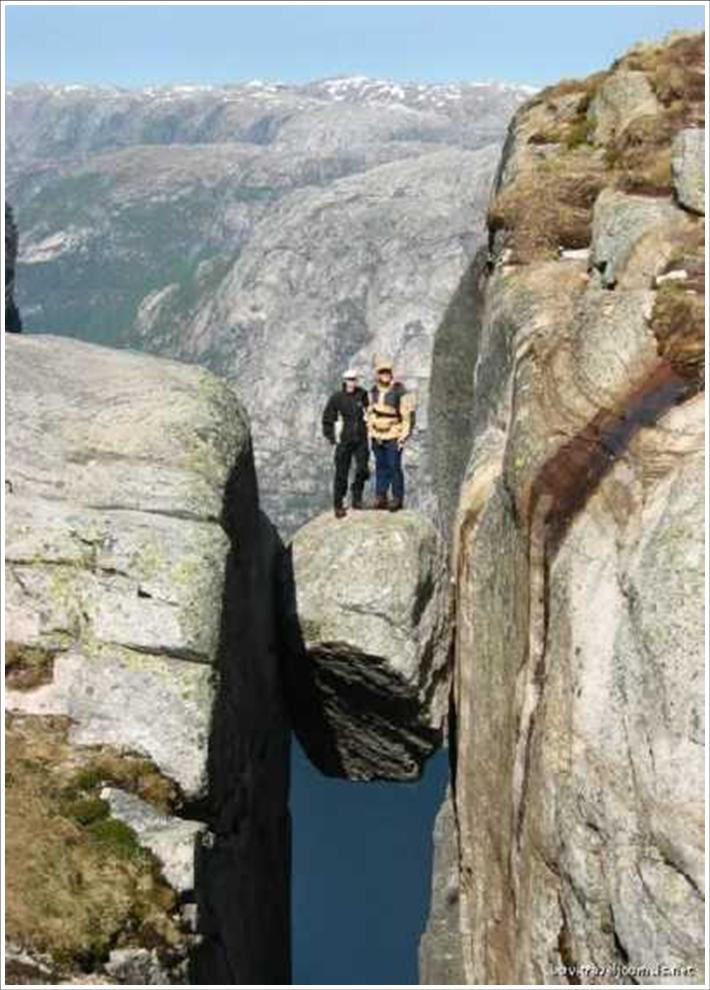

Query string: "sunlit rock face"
[[285, 510, 452, 781], [4, 334, 291, 985], [421, 31, 705, 987]]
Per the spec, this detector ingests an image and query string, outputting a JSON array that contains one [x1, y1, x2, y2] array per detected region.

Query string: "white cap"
[[342, 368, 358, 380]]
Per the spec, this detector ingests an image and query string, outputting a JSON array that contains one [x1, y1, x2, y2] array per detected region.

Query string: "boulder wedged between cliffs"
[[282, 509, 453, 781]]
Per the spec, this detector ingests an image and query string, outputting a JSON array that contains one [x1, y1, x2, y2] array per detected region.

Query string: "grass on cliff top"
[[650, 218, 705, 386], [616, 32, 705, 123], [488, 146, 608, 262], [651, 282, 705, 387], [488, 32, 705, 262], [5, 713, 185, 981]]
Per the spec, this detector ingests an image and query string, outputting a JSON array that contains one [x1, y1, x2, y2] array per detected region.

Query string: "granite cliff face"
[[421, 32, 705, 985], [4, 335, 290, 985], [6, 77, 532, 533]]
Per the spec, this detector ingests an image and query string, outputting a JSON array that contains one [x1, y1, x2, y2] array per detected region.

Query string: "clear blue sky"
[[4, 3, 706, 89]]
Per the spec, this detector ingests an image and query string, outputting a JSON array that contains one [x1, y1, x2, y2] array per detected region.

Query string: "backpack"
[[371, 381, 406, 416], [371, 382, 416, 431]]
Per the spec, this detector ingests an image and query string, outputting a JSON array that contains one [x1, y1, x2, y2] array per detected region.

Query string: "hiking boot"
[[334, 505, 347, 519], [373, 494, 388, 510], [388, 497, 403, 512]]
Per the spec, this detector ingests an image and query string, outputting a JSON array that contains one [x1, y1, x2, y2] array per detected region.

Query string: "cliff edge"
[[4, 335, 290, 985], [422, 31, 704, 986]]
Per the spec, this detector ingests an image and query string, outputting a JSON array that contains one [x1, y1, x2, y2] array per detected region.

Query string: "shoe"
[[334, 505, 347, 519], [373, 495, 388, 510], [351, 497, 364, 510], [388, 498, 403, 512]]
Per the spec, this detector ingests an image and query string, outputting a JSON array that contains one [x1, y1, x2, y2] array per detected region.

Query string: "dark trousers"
[[373, 439, 404, 499], [334, 439, 369, 507]]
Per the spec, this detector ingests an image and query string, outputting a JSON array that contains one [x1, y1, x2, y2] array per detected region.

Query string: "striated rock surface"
[[285, 510, 451, 780], [421, 31, 705, 986], [4, 334, 290, 985], [6, 78, 533, 534], [5, 334, 242, 795]]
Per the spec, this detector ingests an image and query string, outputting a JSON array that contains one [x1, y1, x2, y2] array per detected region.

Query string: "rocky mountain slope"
[[421, 30, 705, 985], [6, 77, 533, 534]]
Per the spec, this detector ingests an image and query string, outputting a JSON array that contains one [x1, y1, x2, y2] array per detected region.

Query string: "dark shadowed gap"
[[290, 739, 449, 985]]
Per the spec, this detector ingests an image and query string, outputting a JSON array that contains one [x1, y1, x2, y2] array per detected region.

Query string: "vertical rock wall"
[[4, 335, 290, 984], [192, 450, 291, 984], [421, 31, 705, 986]]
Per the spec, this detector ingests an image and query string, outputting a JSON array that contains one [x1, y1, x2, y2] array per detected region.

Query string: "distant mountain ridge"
[[6, 76, 534, 534], [7, 76, 536, 165]]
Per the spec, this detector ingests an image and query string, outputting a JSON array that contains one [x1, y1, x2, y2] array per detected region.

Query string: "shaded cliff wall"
[[5, 202, 23, 331], [422, 31, 705, 986], [192, 448, 291, 985]]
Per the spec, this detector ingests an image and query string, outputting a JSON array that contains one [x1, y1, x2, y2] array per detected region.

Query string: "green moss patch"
[[5, 713, 188, 982], [4, 642, 57, 691]]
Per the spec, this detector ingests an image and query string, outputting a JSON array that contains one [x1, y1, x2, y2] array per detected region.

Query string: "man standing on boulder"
[[367, 355, 415, 512], [322, 369, 370, 518]]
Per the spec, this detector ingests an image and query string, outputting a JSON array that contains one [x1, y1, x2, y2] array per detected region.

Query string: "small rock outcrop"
[[5, 334, 290, 985], [284, 510, 451, 780], [421, 31, 704, 987], [5, 203, 22, 331], [671, 128, 705, 214]]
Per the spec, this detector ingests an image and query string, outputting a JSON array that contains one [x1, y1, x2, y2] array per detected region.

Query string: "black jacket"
[[322, 385, 369, 444]]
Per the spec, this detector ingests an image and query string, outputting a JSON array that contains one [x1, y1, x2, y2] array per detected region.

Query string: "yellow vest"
[[367, 382, 415, 442]]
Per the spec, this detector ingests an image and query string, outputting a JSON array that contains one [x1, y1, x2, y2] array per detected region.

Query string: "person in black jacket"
[[322, 369, 370, 518]]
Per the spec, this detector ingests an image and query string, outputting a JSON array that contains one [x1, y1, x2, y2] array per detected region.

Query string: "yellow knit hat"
[[372, 353, 393, 372]]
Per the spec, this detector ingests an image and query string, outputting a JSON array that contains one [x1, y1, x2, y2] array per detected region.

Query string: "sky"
[[4, 3, 707, 90]]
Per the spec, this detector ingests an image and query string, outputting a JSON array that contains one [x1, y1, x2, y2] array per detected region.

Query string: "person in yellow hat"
[[367, 355, 415, 511]]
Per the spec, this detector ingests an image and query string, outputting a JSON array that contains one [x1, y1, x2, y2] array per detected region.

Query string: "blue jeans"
[[373, 439, 404, 499]]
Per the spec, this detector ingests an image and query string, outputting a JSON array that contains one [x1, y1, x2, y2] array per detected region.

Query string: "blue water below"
[[290, 739, 449, 985]]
